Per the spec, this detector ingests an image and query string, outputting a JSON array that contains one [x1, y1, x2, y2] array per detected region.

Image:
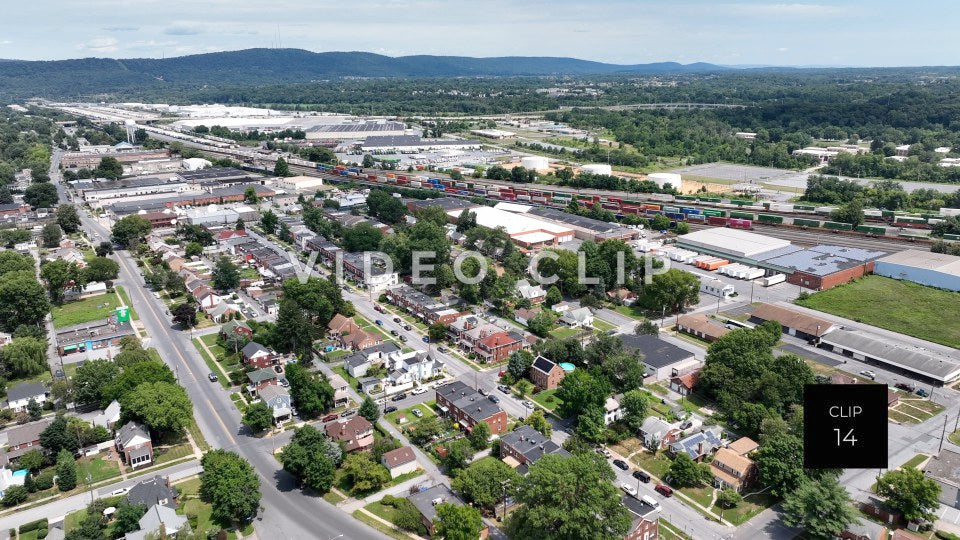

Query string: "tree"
[[358, 395, 380, 422], [273, 156, 290, 177], [172, 302, 197, 328], [527, 311, 557, 337], [452, 457, 521, 510], [211, 256, 240, 291], [27, 399, 42, 420], [507, 350, 535, 381], [362, 154, 375, 168], [274, 300, 316, 358], [620, 390, 649, 432], [243, 187, 258, 204], [634, 320, 659, 335], [235, 217, 245, 230], [341, 452, 391, 493], [668, 452, 711, 487], [647, 269, 700, 314], [40, 258, 84, 304], [455, 208, 477, 232], [434, 503, 483, 540], [444, 438, 472, 473], [56, 204, 81, 233], [0, 187, 12, 204], [95, 241, 113, 257], [112, 502, 147, 535], [876, 467, 941, 522], [415, 205, 450, 227], [507, 452, 631, 540], [280, 426, 341, 492], [24, 182, 58, 208], [56, 449, 77, 491], [260, 210, 279, 235], [242, 402, 274, 433], [0, 251, 34, 275], [103, 360, 175, 403], [342, 222, 383, 252], [556, 369, 608, 419], [200, 450, 261, 525], [574, 405, 607, 443], [94, 156, 123, 179], [184, 241, 203, 258], [831, 199, 865, 227], [717, 488, 743, 509], [755, 432, 806, 497], [84, 256, 119, 282], [410, 416, 444, 445], [515, 379, 533, 398], [545, 285, 562, 307], [285, 363, 333, 419], [651, 214, 671, 231], [41, 223, 62, 248], [40, 415, 80, 454], [111, 215, 151, 248], [521, 410, 552, 437], [782, 476, 859, 538], [0, 272, 50, 331], [120, 381, 193, 436], [468, 420, 491, 450], [2, 336, 48, 378], [19, 449, 45, 473], [366, 190, 408, 225], [2, 485, 27, 507], [428, 322, 447, 343]]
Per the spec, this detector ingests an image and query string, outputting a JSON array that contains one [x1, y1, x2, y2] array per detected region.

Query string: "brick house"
[[341, 329, 382, 351], [710, 438, 759, 492], [241, 341, 281, 368], [475, 331, 523, 364], [5, 420, 50, 461], [327, 313, 360, 337], [325, 416, 375, 452], [622, 495, 659, 540], [115, 421, 154, 469], [529, 355, 565, 391], [499, 426, 570, 474], [435, 381, 507, 435], [220, 320, 253, 339], [669, 371, 700, 397]]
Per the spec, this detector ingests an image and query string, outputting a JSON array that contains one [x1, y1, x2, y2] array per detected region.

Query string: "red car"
[[321, 413, 338, 423], [655, 484, 673, 497]]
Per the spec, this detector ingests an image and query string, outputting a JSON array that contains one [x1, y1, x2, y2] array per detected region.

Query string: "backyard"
[[77, 455, 122, 484], [530, 388, 562, 411], [795, 275, 960, 349], [51, 293, 124, 328]]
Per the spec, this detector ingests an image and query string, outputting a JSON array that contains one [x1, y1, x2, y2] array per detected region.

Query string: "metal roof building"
[[677, 228, 792, 260], [874, 249, 960, 292], [820, 328, 960, 385]]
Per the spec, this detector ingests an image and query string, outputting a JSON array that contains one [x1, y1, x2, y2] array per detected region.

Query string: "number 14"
[[834, 428, 858, 446]]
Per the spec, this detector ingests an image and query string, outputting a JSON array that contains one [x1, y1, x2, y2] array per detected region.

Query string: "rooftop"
[[750, 303, 835, 337], [448, 206, 573, 237], [877, 249, 960, 277], [408, 484, 465, 523], [760, 245, 886, 276], [501, 426, 570, 465], [678, 228, 792, 259], [821, 328, 960, 382], [925, 448, 960, 487], [619, 334, 695, 368]]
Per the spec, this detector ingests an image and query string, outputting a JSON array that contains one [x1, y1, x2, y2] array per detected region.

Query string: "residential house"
[[457, 320, 503, 352], [551, 301, 576, 314], [475, 331, 523, 364], [710, 437, 759, 492], [622, 495, 659, 540], [604, 397, 623, 425], [435, 381, 508, 435], [5, 420, 50, 460], [93, 400, 122, 429], [220, 319, 253, 339], [407, 484, 489, 539], [840, 521, 888, 540], [385, 350, 445, 387], [126, 476, 177, 508], [257, 385, 292, 423], [124, 504, 189, 540], [205, 301, 237, 323], [5, 382, 47, 412], [529, 355, 565, 391], [515, 280, 546, 304], [340, 252, 400, 293], [328, 372, 351, 408], [620, 334, 699, 382], [669, 371, 700, 397], [0, 465, 27, 499], [513, 307, 541, 327], [343, 342, 401, 378], [344, 351, 373, 378], [341, 329, 382, 351], [325, 416, 375, 452], [676, 314, 730, 343], [560, 307, 593, 328], [327, 313, 360, 337], [639, 417, 682, 451], [669, 427, 724, 462], [386, 285, 468, 325], [246, 367, 279, 395], [607, 288, 638, 306], [241, 341, 280, 368], [115, 421, 154, 469], [500, 426, 570, 474], [381, 446, 419, 479]]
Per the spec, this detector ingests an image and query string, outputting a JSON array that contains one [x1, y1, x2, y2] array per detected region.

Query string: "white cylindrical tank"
[[648, 172, 682, 189], [581, 163, 613, 175], [520, 156, 549, 172]]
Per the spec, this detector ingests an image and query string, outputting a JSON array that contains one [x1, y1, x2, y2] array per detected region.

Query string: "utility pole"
[[940, 414, 949, 453]]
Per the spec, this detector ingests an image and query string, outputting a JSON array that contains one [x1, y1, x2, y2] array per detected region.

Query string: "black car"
[[207, 372, 219, 382], [478, 387, 487, 396], [393, 317, 401, 323], [613, 459, 629, 471], [384, 406, 398, 413], [391, 393, 407, 402], [488, 395, 500, 404], [340, 409, 356, 418], [632, 470, 651, 483], [391, 329, 399, 336]]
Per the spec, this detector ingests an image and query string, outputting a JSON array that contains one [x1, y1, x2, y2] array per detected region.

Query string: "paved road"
[[54, 155, 387, 540]]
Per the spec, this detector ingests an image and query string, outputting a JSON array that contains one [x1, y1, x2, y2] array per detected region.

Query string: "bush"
[[36, 528, 48, 539], [2, 485, 28, 506], [20, 518, 48, 532], [936, 532, 960, 540], [33, 470, 55, 491]]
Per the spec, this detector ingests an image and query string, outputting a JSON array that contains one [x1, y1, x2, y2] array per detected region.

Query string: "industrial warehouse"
[[445, 205, 575, 248], [873, 249, 960, 292]]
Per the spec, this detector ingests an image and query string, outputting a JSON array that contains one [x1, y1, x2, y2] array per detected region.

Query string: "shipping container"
[[681, 207, 702, 215], [729, 218, 752, 229], [707, 216, 728, 226], [702, 209, 726, 218], [642, 204, 662, 211], [699, 197, 722, 204], [855, 225, 886, 236], [759, 274, 786, 287], [663, 206, 680, 213], [665, 212, 685, 221], [676, 195, 697, 201], [793, 204, 816, 212], [793, 218, 821, 228], [823, 221, 853, 231], [687, 214, 706, 221], [757, 214, 784, 224], [730, 211, 754, 220], [730, 199, 753, 206], [942, 233, 960, 241]]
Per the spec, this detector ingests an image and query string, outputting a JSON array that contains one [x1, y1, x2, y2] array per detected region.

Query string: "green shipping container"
[[676, 195, 697, 201], [881, 210, 896, 218], [855, 225, 885, 235], [698, 197, 722, 203], [943, 234, 960, 241], [730, 211, 754, 220], [793, 218, 821, 227], [730, 199, 752, 206], [703, 209, 725, 217], [794, 205, 816, 211], [823, 221, 853, 231], [757, 214, 784, 224]]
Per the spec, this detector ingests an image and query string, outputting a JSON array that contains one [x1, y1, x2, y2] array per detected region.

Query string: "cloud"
[[0, 40, 12, 46], [164, 24, 204, 35], [79, 37, 118, 53], [102, 25, 138, 31]]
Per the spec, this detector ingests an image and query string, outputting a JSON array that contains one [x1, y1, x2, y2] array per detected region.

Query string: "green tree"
[[95, 241, 113, 257], [647, 269, 700, 314], [40, 415, 80, 454], [40, 258, 84, 304], [507, 350, 535, 381], [0, 251, 35, 275], [876, 467, 942, 522], [755, 432, 806, 497], [668, 452, 711, 487], [27, 399, 42, 420], [94, 156, 123, 179], [515, 379, 533, 398], [468, 420, 491, 450], [274, 300, 316, 358], [41, 223, 62, 248], [2, 336, 48, 378], [172, 302, 197, 328], [782, 476, 859, 538], [273, 156, 290, 177], [507, 452, 631, 540], [199, 450, 261, 525], [415, 205, 450, 227], [717, 488, 742, 509], [184, 241, 203, 258], [112, 501, 147, 535], [521, 409, 553, 437], [260, 210, 279, 235], [526, 311, 557, 337], [120, 381, 193, 436], [0, 273, 49, 331], [634, 320, 659, 335], [556, 369, 608, 419], [620, 389, 649, 432], [211, 256, 241, 291], [285, 363, 333, 419], [55, 449, 77, 491], [19, 449, 45, 473], [362, 154, 375, 168], [244, 187, 258, 204], [280, 426, 340, 492], [359, 395, 380, 422], [434, 503, 483, 540], [235, 217, 245, 230], [342, 222, 384, 252], [410, 416, 444, 445], [428, 322, 447, 343], [74, 359, 120, 406], [111, 215, 152, 248], [341, 452, 391, 493], [545, 285, 562, 307], [103, 360, 175, 403], [452, 457, 521, 510], [242, 402, 274, 433], [366, 190, 408, 225], [84, 256, 119, 282], [1, 485, 27, 506], [23, 182, 58, 208], [830, 199, 865, 227]]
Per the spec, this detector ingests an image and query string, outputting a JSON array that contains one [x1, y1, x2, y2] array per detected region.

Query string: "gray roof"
[[821, 329, 960, 382], [452, 392, 503, 424], [126, 476, 176, 508], [409, 198, 479, 213], [760, 245, 886, 277], [669, 428, 723, 459], [501, 426, 569, 465], [640, 416, 674, 436], [6, 419, 50, 447], [622, 494, 659, 523], [527, 206, 633, 234], [128, 504, 188, 540], [344, 351, 371, 369], [247, 367, 277, 384], [620, 334, 694, 368], [362, 341, 401, 356], [117, 421, 150, 446], [6, 382, 47, 402], [408, 484, 466, 524], [241, 341, 269, 358]]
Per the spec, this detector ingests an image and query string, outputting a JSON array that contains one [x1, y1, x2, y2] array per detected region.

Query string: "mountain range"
[[0, 48, 725, 100]]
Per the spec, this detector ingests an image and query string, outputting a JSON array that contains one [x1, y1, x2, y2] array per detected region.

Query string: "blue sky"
[[2, 0, 956, 66]]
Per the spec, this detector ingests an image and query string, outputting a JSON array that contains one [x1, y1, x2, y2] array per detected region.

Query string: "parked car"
[[411, 408, 423, 418], [633, 470, 651, 483], [422, 336, 430, 343], [895, 382, 916, 392], [522, 400, 535, 409], [655, 484, 674, 497], [207, 372, 219, 383], [375, 319, 383, 326], [599, 448, 612, 458], [488, 395, 500, 404], [279, 378, 290, 388], [917, 389, 930, 397], [273, 365, 283, 373], [340, 409, 356, 418], [393, 317, 401, 323], [497, 384, 511, 393], [391, 329, 399, 336], [384, 406, 398, 413], [620, 483, 638, 497], [478, 387, 487, 396], [321, 413, 338, 422], [437, 346, 447, 353], [290, 407, 298, 417], [374, 305, 384, 313], [400, 335, 408, 342], [404, 324, 412, 331], [679, 420, 693, 430], [392, 393, 407, 402], [612, 459, 629, 471], [859, 370, 876, 380], [411, 387, 426, 395]]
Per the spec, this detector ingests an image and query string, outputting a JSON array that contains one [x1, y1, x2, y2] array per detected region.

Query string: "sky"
[[2, 0, 958, 67]]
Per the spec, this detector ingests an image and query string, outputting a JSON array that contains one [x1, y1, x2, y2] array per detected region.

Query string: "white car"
[[620, 483, 637, 497], [859, 370, 877, 380], [411, 387, 427, 395], [411, 408, 423, 418]]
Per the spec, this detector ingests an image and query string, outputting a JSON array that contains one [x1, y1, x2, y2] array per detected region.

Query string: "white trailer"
[[759, 273, 786, 286]]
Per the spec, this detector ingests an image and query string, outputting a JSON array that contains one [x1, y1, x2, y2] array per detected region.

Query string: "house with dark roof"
[[475, 331, 523, 364], [241, 341, 280, 369], [5, 420, 50, 460], [381, 446, 419, 478], [435, 381, 507, 435], [5, 382, 48, 412], [246, 367, 279, 394], [124, 504, 189, 540], [668, 427, 724, 462], [529, 355, 565, 391], [115, 421, 153, 469], [407, 484, 489, 539], [622, 494, 659, 540], [325, 416, 374, 452], [220, 319, 253, 339], [620, 334, 699, 382], [126, 475, 177, 508], [500, 426, 570, 474]]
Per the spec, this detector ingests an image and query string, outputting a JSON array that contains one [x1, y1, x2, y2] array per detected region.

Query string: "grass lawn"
[[51, 294, 123, 328], [795, 275, 960, 349], [646, 383, 669, 397], [681, 486, 715, 509], [592, 318, 617, 332], [612, 305, 646, 320], [891, 398, 944, 423], [630, 450, 672, 479], [322, 490, 347, 504], [355, 314, 393, 340], [386, 401, 437, 427], [332, 365, 360, 390], [530, 388, 562, 411], [63, 509, 88, 533], [155, 443, 194, 465], [950, 429, 960, 447], [659, 519, 694, 540], [114, 286, 140, 320], [549, 326, 580, 340], [77, 455, 121, 484], [352, 510, 410, 540], [325, 349, 350, 361], [889, 409, 917, 424], [175, 478, 234, 539], [610, 437, 646, 459], [722, 492, 778, 526], [192, 338, 230, 389], [901, 453, 929, 469]]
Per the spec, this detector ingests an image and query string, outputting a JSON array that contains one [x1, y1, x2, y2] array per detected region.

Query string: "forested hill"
[[0, 48, 723, 101]]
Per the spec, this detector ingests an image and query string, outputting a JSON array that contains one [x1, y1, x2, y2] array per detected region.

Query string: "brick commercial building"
[[435, 381, 508, 435]]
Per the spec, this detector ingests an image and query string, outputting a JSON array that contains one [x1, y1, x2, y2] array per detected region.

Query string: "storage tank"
[[648, 172, 682, 190], [520, 156, 549, 172], [581, 163, 613, 176]]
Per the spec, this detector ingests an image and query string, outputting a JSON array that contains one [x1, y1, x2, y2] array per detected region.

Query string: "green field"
[[795, 276, 960, 349], [549, 326, 580, 340], [51, 294, 123, 328], [592, 318, 617, 332], [77, 455, 121, 484]]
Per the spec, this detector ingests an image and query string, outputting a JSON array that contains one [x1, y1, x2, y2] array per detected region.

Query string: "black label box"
[[804, 384, 888, 469]]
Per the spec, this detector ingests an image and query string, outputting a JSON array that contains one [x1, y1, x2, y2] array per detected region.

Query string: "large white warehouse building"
[[446, 206, 574, 249]]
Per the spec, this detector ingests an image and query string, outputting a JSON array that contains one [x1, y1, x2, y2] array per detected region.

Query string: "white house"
[[385, 350, 444, 386], [515, 280, 546, 304], [551, 301, 576, 315], [560, 307, 593, 328], [124, 504, 189, 540], [603, 397, 623, 426], [0, 467, 27, 498], [5, 383, 47, 412]]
